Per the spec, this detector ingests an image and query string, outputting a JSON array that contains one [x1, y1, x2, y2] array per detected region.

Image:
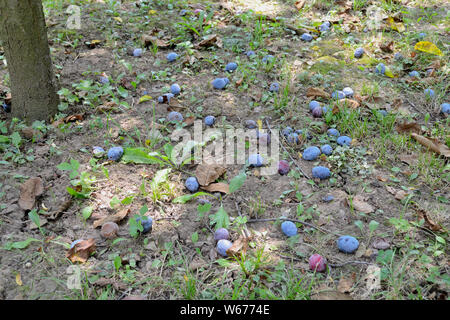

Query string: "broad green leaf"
[[82, 206, 93, 220], [209, 206, 229, 229], [117, 86, 128, 98], [139, 204, 148, 215], [369, 220, 380, 232], [28, 209, 40, 229], [0, 135, 10, 143], [229, 172, 246, 193], [109, 196, 120, 208], [113, 256, 122, 271], [172, 192, 211, 204], [197, 202, 212, 213], [354, 220, 364, 231], [121, 196, 134, 205], [122, 148, 167, 165], [57, 162, 73, 171], [2, 238, 41, 250], [10, 132, 21, 148]]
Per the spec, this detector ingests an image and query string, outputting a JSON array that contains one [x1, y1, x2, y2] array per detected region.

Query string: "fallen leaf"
[[396, 122, 422, 135], [312, 291, 352, 300], [380, 40, 394, 53], [385, 186, 397, 195], [195, 163, 227, 186], [195, 34, 221, 49], [339, 98, 360, 109], [16, 273, 23, 286], [413, 204, 443, 231], [184, 116, 196, 126], [385, 17, 405, 32], [18, 177, 44, 210], [93, 277, 128, 291], [398, 154, 418, 166], [201, 183, 229, 194], [48, 197, 72, 220], [167, 98, 187, 111], [66, 238, 96, 263], [372, 238, 390, 250], [141, 35, 171, 49], [410, 133, 450, 158], [350, 195, 374, 214], [337, 273, 356, 293], [414, 41, 443, 56], [294, 0, 306, 10], [376, 175, 388, 182], [226, 236, 250, 257], [93, 208, 130, 228], [306, 87, 330, 99], [235, 78, 243, 87], [394, 190, 409, 200]]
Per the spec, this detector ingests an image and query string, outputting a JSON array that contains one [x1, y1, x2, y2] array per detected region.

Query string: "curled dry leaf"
[[226, 236, 250, 257], [184, 116, 195, 126], [93, 208, 130, 228], [195, 34, 221, 49], [93, 277, 128, 291], [294, 0, 306, 10], [372, 238, 390, 250], [412, 203, 443, 231], [201, 183, 229, 194], [195, 163, 227, 186], [306, 87, 330, 99], [399, 154, 418, 166], [19, 177, 44, 210], [141, 35, 170, 49], [66, 238, 96, 263], [410, 133, 450, 158], [338, 273, 356, 293], [380, 40, 394, 53], [350, 195, 374, 214], [396, 122, 422, 135], [167, 98, 187, 111]]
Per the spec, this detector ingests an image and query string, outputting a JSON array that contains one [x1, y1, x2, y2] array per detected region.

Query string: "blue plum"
[[302, 146, 321, 161], [337, 235, 359, 253], [185, 177, 199, 192], [107, 146, 124, 161], [312, 166, 331, 179]]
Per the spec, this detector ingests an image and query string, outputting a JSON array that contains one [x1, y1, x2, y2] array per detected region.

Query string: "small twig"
[[265, 118, 314, 182], [328, 260, 374, 268], [247, 217, 342, 237]]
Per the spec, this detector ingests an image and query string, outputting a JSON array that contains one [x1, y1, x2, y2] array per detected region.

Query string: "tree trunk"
[[0, 0, 59, 124]]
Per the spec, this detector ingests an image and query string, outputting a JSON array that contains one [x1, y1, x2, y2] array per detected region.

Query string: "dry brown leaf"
[[141, 35, 171, 49], [294, 0, 306, 10], [93, 208, 130, 228], [306, 87, 330, 99], [66, 238, 96, 263], [18, 177, 44, 210], [339, 98, 360, 109], [201, 183, 229, 194], [226, 236, 250, 257], [167, 98, 187, 111], [395, 190, 409, 200], [338, 273, 356, 293], [413, 204, 443, 231], [93, 277, 128, 291], [399, 154, 418, 166], [350, 195, 374, 213], [411, 133, 450, 158], [372, 238, 390, 250], [312, 291, 353, 300], [235, 78, 243, 87], [376, 175, 388, 182], [380, 40, 394, 53], [195, 34, 221, 49], [195, 163, 227, 186], [386, 186, 397, 195], [396, 122, 422, 135], [184, 116, 195, 126]]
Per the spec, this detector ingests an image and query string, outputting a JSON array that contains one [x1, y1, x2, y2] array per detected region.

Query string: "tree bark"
[[0, 0, 59, 124]]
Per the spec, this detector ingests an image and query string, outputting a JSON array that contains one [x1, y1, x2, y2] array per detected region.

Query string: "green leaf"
[[191, 232, 199, 244], [117, 86, 128, 98], [209, 206, 229, 230], [197, 202, 212, 214], [369, 220, 380, 233], [0, 135, 10, 143], [436, 236, 446, 245], [152, 168, 171, 187], [229, 172, 246, 193], [28, 209, 40, 229], [82, 206, 93, 220], [2, 238, 41, 250], [109, 196, 120, 208], [121, 196, 134, 205], [122, 148, 167, 165], [172, 192, 211, 204], [70, 158, 80, 171], [354, 220, 364, 232], [113, 256, 122, 271], [164, 143, 174, 162], [216, 259, 232, 267], [139, 204, 148, 215], [57, 162, 73, 171], [10, 132, 21, 148]]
